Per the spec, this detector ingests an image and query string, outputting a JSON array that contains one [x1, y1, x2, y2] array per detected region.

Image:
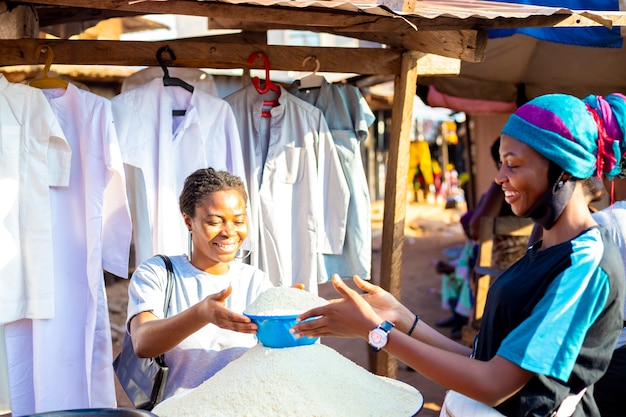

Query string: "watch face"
[[368, 328, 387, 348]]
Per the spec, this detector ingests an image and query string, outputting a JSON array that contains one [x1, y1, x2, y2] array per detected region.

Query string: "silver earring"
[[188, 230, 193, 258], [236, 249, 252, 260], [553, 171, 566, 194]]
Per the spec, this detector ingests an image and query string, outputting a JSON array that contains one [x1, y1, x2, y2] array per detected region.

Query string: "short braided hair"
[[179, 168, 248, 218]]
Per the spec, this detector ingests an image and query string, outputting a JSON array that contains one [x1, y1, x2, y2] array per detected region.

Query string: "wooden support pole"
[[0, 2, 38, 39], [374, 51, 419, 378]]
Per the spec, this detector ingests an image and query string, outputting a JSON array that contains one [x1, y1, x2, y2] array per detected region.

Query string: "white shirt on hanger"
[[112, 78, 246, 264], [225, 84, 349, 293], [289, 80, 376, 282], [5, 84, 132, 415]]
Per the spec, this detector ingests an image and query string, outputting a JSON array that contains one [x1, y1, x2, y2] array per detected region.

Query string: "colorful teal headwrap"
[[501, 93, 625, 179], [583, 93, 626, 179], [501, 93, 626, 229]]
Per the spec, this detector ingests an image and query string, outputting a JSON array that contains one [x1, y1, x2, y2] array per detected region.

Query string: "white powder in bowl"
[[244, 286, 329, 316], [153, 343, 423, 417]]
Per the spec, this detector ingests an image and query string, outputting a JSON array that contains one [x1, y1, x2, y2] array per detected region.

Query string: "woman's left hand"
[[203, 287, 258, 334], [290, 274, 382, 340]]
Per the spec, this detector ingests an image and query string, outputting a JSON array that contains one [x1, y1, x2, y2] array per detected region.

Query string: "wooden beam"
[[0, 38, 403, 75], [209, 17, 486, 61], [375, 51, 419, 379], [16, 0, 493, 60], [340, 29, 487, 62]]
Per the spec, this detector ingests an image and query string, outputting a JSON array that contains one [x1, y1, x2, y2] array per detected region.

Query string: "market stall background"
[[1, 0, 625, 415]]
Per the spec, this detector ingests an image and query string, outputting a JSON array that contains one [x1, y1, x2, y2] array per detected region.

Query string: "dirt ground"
[[105, 199, 468, 416]]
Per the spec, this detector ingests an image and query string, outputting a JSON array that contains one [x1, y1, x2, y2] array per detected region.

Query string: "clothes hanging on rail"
[[4, 83, 132, 415], [225, 84, 349, 293], [112, 77, 246, 265], [121, 66, 218, 96], [289, 79, 375, 281]]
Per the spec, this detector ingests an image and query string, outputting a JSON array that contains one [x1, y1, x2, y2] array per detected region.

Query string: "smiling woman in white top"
[[126, 167, 273, 401]]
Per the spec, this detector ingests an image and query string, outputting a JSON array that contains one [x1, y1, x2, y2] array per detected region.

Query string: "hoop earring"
[[552, 171, 566, 194], [236, 249, 252, 260], [188, 230, 193, 258]]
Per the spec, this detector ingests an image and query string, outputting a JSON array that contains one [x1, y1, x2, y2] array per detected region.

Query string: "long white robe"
[[4, 84, 132, 415], [0, 75, 71, 415]]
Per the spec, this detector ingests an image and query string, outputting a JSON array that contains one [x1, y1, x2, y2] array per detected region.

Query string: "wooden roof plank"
[[0, 38, 405, 75]]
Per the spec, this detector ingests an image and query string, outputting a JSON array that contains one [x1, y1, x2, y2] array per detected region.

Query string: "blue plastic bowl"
[[245, 314, 319, 348]]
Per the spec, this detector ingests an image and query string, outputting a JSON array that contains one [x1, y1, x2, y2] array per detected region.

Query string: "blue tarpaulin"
[[488, 0, 623, 47]]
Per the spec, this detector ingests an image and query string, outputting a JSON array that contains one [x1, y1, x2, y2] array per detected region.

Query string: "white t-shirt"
[[127, 255, 273, 399], [593, 201, 626, 349]]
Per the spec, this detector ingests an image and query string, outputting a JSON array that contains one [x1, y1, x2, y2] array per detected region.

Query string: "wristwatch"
[[368, 320, 395, 352]]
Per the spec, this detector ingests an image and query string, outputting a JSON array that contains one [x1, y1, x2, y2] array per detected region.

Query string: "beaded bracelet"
[[407, 314, 419, 336]]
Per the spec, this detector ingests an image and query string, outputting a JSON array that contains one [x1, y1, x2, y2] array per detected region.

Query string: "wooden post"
[[374, 51, 419, 378], [0, 3, 38, 39]]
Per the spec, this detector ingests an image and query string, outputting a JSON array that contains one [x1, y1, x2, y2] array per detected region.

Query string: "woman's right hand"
[[203, 287, 258, 334], [351, 276, 415, 333]]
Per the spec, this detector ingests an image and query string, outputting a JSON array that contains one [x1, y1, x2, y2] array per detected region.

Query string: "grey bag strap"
[[155, 254, 174, 366]]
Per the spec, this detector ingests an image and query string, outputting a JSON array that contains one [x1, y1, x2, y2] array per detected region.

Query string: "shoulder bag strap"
[[154, 254, 174, 366], [156, 254, 175, 317]]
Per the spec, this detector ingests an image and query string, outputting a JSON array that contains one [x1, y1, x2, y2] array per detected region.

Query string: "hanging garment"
[[5, 84, 132, 415], [121, 67, 218, 96], [0, 75, 69, 416], [0, 74, 70, 323], [225, 84, 349, 293], [289, 80, 375, 281], [111, 78, 246, 264]]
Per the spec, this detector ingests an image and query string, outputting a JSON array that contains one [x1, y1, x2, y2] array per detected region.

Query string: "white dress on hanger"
[[4, 83, 132, 414], [112, 78, 246, 264]]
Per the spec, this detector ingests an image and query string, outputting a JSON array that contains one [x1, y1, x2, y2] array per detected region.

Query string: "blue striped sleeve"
[[497, 229, 611, 381]]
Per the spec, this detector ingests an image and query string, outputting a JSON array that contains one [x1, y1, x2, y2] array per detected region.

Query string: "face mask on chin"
[[521, 162, 576, 230]]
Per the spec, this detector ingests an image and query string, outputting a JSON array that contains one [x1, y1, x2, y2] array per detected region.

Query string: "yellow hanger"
[[29, 45, 69, 89]]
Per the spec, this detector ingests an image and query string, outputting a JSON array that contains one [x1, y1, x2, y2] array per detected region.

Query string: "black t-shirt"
[[474, 226, 625, 417]]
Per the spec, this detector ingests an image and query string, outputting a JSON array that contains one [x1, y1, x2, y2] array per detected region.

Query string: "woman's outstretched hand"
[[352, 276, 412, 328], [291, 274, 383, 340], [204, 286, 258, 334]]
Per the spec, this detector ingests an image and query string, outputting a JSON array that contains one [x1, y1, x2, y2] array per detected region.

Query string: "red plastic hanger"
[[247, 52, 280, 95]]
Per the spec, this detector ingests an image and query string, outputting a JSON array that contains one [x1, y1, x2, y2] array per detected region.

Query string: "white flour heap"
[[152, 343, 423, 417], [244, 286, 329, 316]]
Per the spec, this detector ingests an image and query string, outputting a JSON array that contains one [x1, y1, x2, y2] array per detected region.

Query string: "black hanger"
[[157, 46, 194, 116]]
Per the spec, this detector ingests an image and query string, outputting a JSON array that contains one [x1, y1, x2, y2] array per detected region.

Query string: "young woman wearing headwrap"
[[292, 93, 626, 417]]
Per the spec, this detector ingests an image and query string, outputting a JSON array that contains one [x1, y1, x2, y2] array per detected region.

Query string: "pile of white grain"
[[152, 286, 422, 416], [152, 343, 423, 417], [244, 286, 329, 316]]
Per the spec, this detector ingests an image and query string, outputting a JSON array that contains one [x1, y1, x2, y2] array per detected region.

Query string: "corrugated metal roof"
[[127, 0, 617, 28]]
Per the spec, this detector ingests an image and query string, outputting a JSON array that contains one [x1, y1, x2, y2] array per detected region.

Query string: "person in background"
[[293, 93, 626, 417], [589, 94, 626, 417], [126, 167, 274, 401], [432, 138, 512, 339]]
